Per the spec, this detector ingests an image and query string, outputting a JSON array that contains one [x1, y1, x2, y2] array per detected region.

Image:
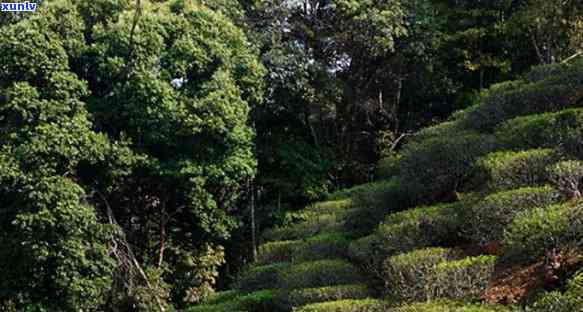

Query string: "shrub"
[[294, 299, 389, 312], [461, 61, 583, 131], [284, 284, 371, 308], [201, 290, 239, 305], [187, 290, 279, 312], [495, 108, 583, 152], [262, 214, 342, 242], [394, 300, 509, 311], [344, 178, 411, 236], [294, 232, 352, 262], [257, 241, 299, 265], [527, 291, 583, 312], [326, 181, 395, 201], [465, 186, 562, 245], [548, 160, 583, 199], [504, 203, 583, 262], [474, 149, 559, 191], [376, 203, 463, 256], [376, 154, 402, 180], [279, 260, 363, 290], [382, 247, 459, 301], [235, 263, 289, 292], [432, 256, 497, 300], [308, 199, 352, 214], [400, 132, 496, 203]]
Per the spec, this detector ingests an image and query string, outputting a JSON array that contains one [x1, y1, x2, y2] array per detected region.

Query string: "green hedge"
[[465, 186, 562, 245], [348, 203, 464, 280], [294, 299, 389, 312], [279, 259, 363, 290], [495, 108, 583, 154], [383, 248, 495, 302], [432, 256, 497, 300], [394, 300, 510, 311], [504, 203, 583, 262], [262, 213, 343, 242], [235, 263, 289, 292], [382, 247, 458, 301], [474, 149, 559, 191], [461, 60, 583, 131], [376, 154, 402, 180], [258, 233, 351, 264], [400, 131, 495, 203], [344, 178, 411, 236], [187, 290, 278, 312], [284, 284, 371, 308], [307, 199, 353, 214], [326, 180, 395, 201], [548, 160, 583, 199]]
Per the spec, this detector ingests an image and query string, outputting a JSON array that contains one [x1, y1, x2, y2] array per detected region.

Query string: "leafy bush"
[[308, 199, 353, 214], [431, 256, 497, 300], [461, 61, 583, 131], [394, 300, 509, 311], [344, 178, 411, 236], [262, 214, 343, 242], [465, 186, 562, 245], [284, 284, 371, 308], [235, 263, 289, 293], [382, 247, 459, 301], [548, 160, 583, 199], [294, 299, 389, 312], [527, 291, 583, 312], [376, 154, 402, 180], [279, 260, 363, 290], [187, 290, 278, 312], [257, 241, 299, 264], [474, 149, 559, 191], [294, 232, 352, 262], [400, 131, 496, 203], [495, 108, 583, 152], [326, 180, 399, 201], [201, 290, 240, 305], [349, 202, 464, 280], [384, 249, 495, 302], [504, 203, 583, 262]]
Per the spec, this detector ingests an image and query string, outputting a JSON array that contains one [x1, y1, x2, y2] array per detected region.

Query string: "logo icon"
[[1, 2, 37, 12]]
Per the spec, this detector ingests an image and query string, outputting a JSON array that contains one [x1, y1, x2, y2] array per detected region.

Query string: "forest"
[[0, 0, 582, 311]]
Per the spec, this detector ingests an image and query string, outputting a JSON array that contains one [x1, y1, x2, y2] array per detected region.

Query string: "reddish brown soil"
[[482, 249, 583, 304]]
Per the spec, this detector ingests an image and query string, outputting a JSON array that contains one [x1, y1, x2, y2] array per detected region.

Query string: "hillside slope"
[[188, 59, 583, 311]]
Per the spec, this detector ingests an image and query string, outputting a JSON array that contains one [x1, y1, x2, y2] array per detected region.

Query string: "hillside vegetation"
[[190, 59, 583, 311]]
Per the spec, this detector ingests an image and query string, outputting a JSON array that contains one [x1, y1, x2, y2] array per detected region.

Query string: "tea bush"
[[465, 186, 562, 245], [257, 241, 299, 264], [431, 256, 497, 300], [394, 300, 509, 311], [284, 284, 371, 308], [294, 299, 389, 312], [400, 132, 496, 203], [382, 247, 459, 301], [262, 213, 343, 242], [279, 260, 363, 290], [548, 160, 583, 199], [504, 203, 583, 262], [235, 263, 289, 292], [474, 149, 559, 191]]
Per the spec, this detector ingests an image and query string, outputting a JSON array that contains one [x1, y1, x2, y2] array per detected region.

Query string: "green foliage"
[[187, 289, 278, 312], [257, 233, 351, 264], [284, 284, 371, 308], [262, 214, 343, 242], [382, 247, 458, 301], [294, 299, 389, 312], [394, 300, 509, 311], [308, 199, 353, 214], [548, 160, 583, 199], [527, 291, 583, 312], [376, 154, 403, 180], [344, 179, 411, 236], [383, 248, 495, 302], [474, 149, 559, 191], [504, 203, 583, 262], [401, 132, 496, 202], [462, 60, 583, 131], [465, 186, 563, 245], [279, 260, 362, 290], [235, 263, 289, 293]]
